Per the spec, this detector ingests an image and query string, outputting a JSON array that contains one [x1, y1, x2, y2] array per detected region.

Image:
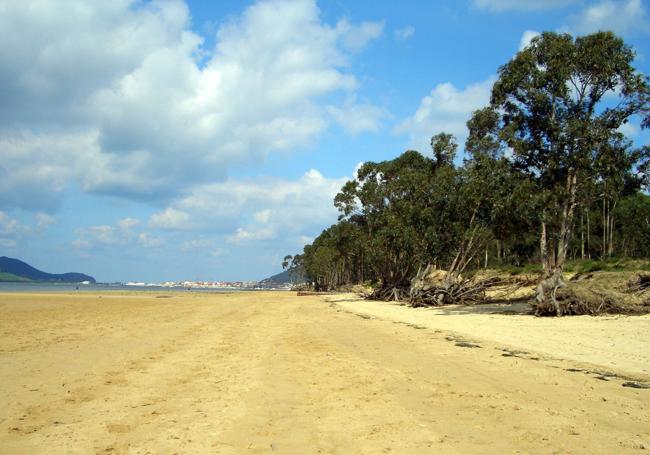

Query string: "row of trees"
[[284, 31, 650, 313]]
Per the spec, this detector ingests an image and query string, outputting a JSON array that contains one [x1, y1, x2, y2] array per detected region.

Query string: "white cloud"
[[149, 168, 347, 247], [0, 210, 55, 237], [570, 0, 650, 36], [76, 225, 127, 246], [337, 19, 384, 52], [181, 238, 214, 250], [253, 209, 272, 224], [0, 0, 383, 211], [618, 121, 637, 137], [353, 161, 365, 179], [36, 213, 56, 230], [395, 26, 415, 40], [519, 30, 541, 51], [73, 219, 162, 251], [0, 238, 17, 248], [395, 77, 496, 153], [473, 0, 578, 12], [0, 0, 191, 126], [148, 208, 193, 230], [0, 211, 21, 235], [0, 211, 55, 250], [137, 232, 163, 248], [117, 217, 140, 231], [227, 227, 277, 244], [327, 99, 387, 134]]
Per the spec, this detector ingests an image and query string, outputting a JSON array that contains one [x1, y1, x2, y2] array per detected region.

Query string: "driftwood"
[[296, 291, 337, 296], [407, 265, 525, 306], [626, 272, 650, 293], [534, 273, 650, 316], [367, 286, 409, 302], [534, 285, 648, 316]]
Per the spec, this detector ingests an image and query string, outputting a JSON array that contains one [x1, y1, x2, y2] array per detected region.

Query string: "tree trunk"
[[586, 208, 591, 259], [580, 210, 585, 260], [540, 221, 548, 274], [536, 173, 578, 316], [608, 200, 616, 257], [602, 196, 607, 258]]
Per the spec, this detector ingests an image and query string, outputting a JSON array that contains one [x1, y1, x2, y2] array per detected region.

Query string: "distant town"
[[124, 280, 291, 290]]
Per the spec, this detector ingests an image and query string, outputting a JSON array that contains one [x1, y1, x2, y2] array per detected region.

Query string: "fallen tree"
[[534, 272, 650, 316]]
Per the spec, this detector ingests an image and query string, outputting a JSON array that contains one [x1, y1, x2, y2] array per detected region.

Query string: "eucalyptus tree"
[[593, 132, 642, 257], [334, 150, 446, 296], [614, 192, 650, 258], [465, 107, 540, 265], [482, 31, 649, 314]]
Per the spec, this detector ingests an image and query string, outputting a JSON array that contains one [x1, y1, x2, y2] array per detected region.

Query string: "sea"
[[0, 282, 250, 293]]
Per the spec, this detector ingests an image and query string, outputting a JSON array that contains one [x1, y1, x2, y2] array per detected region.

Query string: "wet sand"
[[0, 291, 648, 454]]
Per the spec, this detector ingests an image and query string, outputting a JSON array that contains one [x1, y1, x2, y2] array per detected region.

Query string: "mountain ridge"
[[0, 256, 96, 283], [258, 269, 305, 286]]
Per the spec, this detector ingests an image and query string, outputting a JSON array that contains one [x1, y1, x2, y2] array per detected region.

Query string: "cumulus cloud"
[[0, 0, 383, 211], [227, 227, 277, 244], [395, 26, 415, 40], [36, 213, 56, 230], [0, 238, 17, 248], [181, 238, 214, 250], [395, 77, 496, 153], [519, 30, 541, 50], [327, 99, 388, 134], [0, 211, 21, 236], [137, 233, 164, 248], [0, 211, 55, 248], [117, 218, 140, 230], [75, 225, 128, 246], [148, 208, 193, 230], [73, 217, 163, 251], [569, 0, 650, 36], [149, 168, 347, 246], [472, 0, 579, 12], [337, 19, 384, 52]]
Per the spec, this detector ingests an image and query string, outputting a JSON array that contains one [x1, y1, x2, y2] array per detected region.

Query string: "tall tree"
[[486, 31, 649, 314]]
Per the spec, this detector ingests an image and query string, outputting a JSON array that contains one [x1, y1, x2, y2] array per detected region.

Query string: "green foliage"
[[283, 31, 650, 298], [0, 272, 32, 282]]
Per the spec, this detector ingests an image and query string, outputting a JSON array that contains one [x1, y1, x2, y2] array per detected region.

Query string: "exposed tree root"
[[406, 265, 510, 307], [367, 285, 410, 302], [534, 282, 650, 316], [626, 272, 650, 293]]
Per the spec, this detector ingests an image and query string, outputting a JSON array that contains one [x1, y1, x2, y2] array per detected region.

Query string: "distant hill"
[[258, 269, 305, 287], [0, 271, 31, 282], [0, 256, 96, 283]]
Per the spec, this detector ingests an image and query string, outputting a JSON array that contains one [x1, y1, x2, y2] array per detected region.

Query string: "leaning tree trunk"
[[409, 222, 492, 306]]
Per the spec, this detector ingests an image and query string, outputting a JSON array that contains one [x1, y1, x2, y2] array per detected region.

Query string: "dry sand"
[[0, 291, 648, 454]]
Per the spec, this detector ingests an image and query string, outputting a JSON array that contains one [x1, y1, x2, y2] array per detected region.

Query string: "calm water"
[[0, 282, 247, 293]]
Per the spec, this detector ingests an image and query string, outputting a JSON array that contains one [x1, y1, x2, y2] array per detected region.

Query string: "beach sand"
[[0, 291, 648, 454]]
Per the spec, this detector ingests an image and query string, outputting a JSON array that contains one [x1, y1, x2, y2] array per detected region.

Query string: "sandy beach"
[[1, 291, 648, 454]]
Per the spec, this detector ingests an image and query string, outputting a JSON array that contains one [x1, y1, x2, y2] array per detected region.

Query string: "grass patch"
[[566, 258, 650, 274], [0, 272, 32, 282], [494, 263, 542, 276]]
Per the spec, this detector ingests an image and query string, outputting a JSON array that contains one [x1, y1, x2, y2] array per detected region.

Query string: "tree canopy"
[[285, 31, 650, 314]]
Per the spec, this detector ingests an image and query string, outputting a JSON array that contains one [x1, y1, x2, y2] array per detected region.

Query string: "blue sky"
[[1, 0, 649, 282]]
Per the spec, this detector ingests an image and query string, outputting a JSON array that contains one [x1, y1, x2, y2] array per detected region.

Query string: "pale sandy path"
[[328, 295, 650, 378], [0, 291, 648, 454]]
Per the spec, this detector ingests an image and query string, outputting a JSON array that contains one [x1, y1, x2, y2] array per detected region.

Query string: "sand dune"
[[0, 291, 648, 454]]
